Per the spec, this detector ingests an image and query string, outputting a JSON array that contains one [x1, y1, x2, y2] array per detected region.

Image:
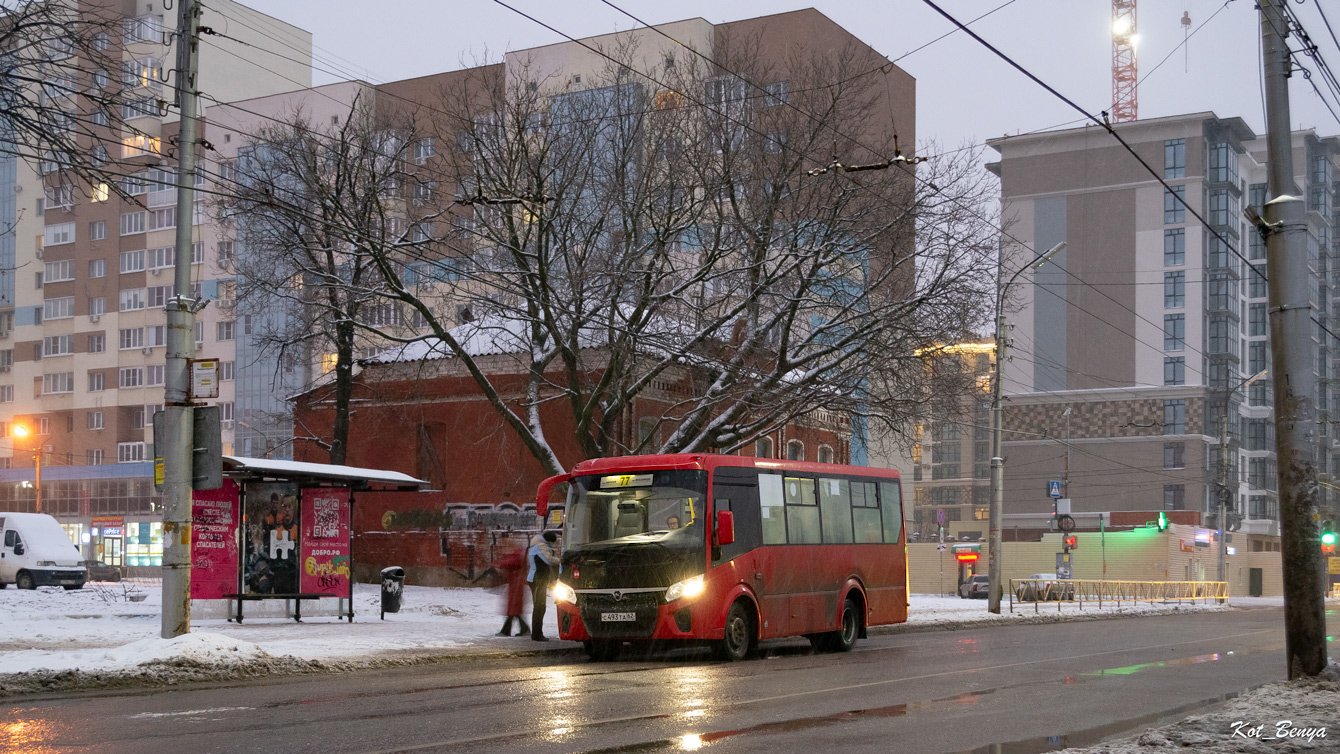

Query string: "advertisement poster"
[[243, 482, 301, 594], [190, 480, 240, 599], [300, 488, 350, 594]]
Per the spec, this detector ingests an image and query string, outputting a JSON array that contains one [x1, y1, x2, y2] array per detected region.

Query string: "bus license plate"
[[601, 612, 636, 622]]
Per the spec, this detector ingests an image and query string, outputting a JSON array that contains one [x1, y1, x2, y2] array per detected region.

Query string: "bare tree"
[[0, 1, 159, 201], [254, 37, 999, 477], [217, 95, 441, 463]]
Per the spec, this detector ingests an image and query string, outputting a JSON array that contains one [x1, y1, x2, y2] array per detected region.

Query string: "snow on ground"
[[1060, 662, 1340, 753]]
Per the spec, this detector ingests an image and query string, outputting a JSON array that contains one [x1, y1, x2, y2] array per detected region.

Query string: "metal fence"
[[1008, 579, 1229, 613]]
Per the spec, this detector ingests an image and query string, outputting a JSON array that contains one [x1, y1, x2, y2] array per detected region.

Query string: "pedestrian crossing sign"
[[1048, 480, 1062, 498]]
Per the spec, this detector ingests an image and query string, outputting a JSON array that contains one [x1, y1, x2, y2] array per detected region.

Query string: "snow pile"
[[1063, 662, 1340, 753]]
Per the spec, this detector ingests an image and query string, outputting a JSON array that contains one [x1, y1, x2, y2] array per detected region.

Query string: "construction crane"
[[1111, 0, 1138, 121]]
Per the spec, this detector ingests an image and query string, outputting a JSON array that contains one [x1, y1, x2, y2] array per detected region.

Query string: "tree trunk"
[[329, 319, 355, 466]]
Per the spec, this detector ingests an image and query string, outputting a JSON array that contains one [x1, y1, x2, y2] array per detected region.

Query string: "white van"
[[0, 513, 87, 590]]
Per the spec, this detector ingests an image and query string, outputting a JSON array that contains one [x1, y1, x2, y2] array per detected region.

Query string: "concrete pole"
[[161, 0, 202, 639], [1260, 0, 1328, 678], [987, 313, 1007, 614]]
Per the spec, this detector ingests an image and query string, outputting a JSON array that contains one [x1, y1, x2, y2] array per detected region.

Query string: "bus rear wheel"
[[816, 597, 860, 652], [713, 601, 755, 662]]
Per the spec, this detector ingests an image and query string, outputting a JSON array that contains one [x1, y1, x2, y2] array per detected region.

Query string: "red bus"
[[535, 454, 908, 661]]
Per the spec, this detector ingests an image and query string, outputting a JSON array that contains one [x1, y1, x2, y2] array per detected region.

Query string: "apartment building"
[[987, 113, 1340, 540], [0, 0, 310, 568]]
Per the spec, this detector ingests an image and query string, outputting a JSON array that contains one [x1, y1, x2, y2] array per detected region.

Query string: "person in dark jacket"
[[496, 547, 530, 637], [526, 531, 560, 641]]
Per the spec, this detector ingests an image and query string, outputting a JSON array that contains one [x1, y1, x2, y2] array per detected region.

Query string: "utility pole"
[[161, 0, 203, 639], [988, 241, 1066, 614], [1259, 0, 1328, 678]]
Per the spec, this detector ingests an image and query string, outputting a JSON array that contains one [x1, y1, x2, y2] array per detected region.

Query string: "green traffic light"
[[1322, 531, 1337, 546], [1157, 511, 1169, 531]]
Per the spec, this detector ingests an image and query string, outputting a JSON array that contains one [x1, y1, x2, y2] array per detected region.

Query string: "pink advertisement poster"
[[300, 488, 351, 594], [190, 480, 240, 599]]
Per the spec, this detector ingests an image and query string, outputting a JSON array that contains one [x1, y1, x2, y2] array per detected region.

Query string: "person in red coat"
[[496, 548, 530, 637]]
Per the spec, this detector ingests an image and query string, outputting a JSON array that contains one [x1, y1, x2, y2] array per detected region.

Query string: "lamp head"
[[12, 425, 28, 437]]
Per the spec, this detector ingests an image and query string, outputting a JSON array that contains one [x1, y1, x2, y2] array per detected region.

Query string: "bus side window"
[[783, 477, 821, 544], [851, 481, 882, 543], [819, 478, 853, 543], [879, 481, 904, 543], [759, 473, 787, 545]]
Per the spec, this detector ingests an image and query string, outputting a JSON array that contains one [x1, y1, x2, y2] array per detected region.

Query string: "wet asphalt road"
[[1, 607, 1312, 754]]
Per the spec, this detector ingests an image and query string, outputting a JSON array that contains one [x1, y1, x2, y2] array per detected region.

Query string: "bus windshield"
[[564, 469, 707, 551]]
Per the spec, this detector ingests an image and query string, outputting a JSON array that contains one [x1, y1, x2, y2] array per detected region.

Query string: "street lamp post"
[[1218, 369, 1268, 597], [989, 241, 1066, 614], [13, 425, 38, 513]]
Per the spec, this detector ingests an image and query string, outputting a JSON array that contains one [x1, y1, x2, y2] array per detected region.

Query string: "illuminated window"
[[122, 134, 162, 158]]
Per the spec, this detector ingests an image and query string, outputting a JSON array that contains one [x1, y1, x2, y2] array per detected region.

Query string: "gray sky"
[[237, 0, 1338, 156]]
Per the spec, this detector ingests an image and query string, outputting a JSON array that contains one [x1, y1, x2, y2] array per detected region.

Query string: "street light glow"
[[12, 425, 28, 437]]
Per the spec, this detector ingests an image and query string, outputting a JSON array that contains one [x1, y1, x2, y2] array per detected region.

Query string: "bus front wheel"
[[714, 601, 755, 662], [585, 640, 622, 662]]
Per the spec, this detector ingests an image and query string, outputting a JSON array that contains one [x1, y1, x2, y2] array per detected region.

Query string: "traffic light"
[[1322, 521, 1337, 555], [1156, 511, 1169, 531], [1064, 535, 1078, 551]]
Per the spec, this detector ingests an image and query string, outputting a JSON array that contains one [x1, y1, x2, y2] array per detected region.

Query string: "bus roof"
[[568, 453, 900, 480]]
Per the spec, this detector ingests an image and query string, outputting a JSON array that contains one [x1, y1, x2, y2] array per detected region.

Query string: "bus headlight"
[[552, 581, 576, 604], [665, 575, 705, 602]]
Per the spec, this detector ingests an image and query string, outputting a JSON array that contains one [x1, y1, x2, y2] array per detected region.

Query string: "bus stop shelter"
[[190, 456, 427, 622]]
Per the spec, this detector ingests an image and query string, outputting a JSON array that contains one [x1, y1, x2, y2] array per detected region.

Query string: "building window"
[[1163, 399, 1186, 435], [1164, 271, 1185, 308], [147, 207, 175, 231], [755, 436, 774, 458], [119, 211, 145, 236], [87, 334, 105, 353], [1164, 138, 1186, 179], [119, 367, 143, 388], [89, 259, 106, 278], [1163, 357, 1186, 386], [88, 372, 105, 391], [117, 442, 146, 463], [43, 297, 74, 320], [817, 445, 834, 464], [1163, 229, 1185, 266], [42, 335, 73, 356], [43, 222, 74, 246], [146, 364, 164, 386], [1163, 314, 1185, 351], [1207, 142, 1238, 184], [1163, 484, 1185, 510], [42, 372, 74, 394], [87, 449, 104, 466], [764, 81, 791, 107], [87, 411, 104, 430], [120, 249, 145, 273], [0, 386, 11, 403], [1249, 303, 1267, 336], [1164, 186, 1186, 224], [216, 321, 235, 341], [118, 328, 144, 350], [1248, 340, 1268, 374], [1163, 442, 1185, 469], [786, 440, 804, 461], [89, 221, 106, 242], [43, 259, 73, 283], [118, 289, 146, 312], [1207, 188, 1233, 227], [413, 137, 435, 163]]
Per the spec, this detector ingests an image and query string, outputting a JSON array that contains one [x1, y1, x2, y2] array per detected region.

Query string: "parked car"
[[80, 560, 122, 582], [958, 574, 989, 599], [1016, 573, 1075, 601]]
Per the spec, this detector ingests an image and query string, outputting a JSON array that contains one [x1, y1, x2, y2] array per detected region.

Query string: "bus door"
[[710, 469, 771, 630]]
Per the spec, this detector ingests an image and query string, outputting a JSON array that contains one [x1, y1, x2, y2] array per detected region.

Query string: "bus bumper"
[[556, 598, 717, 642]]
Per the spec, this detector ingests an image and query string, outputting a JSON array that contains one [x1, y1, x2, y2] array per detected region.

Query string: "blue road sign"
[[1048, 480, 1063, 498], [936, 509, 947, 526]]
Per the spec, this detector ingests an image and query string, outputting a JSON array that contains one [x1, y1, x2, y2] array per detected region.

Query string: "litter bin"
[[381, 566, 405, 619]]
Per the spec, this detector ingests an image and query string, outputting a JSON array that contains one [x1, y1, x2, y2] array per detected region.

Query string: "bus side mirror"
[[715, 511, 735, 547], [535, 473, 572, 518]]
